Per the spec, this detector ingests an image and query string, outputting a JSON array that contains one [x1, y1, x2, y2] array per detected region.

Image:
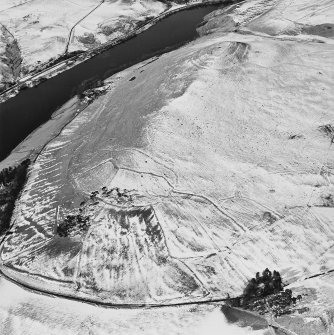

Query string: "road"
[[64, 0, 105, 54]]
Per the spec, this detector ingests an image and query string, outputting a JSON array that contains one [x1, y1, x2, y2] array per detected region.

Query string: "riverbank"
[[0, 0, 235, 104], [0, 3, 230, 163]]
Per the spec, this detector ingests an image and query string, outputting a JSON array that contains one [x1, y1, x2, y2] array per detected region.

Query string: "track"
[[64, 0, 105, 54]]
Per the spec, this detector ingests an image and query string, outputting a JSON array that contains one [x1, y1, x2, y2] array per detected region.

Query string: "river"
[[0, 4, 222, 161]]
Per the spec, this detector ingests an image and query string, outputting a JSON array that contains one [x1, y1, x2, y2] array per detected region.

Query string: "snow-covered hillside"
[[1, 0, 334, 333]]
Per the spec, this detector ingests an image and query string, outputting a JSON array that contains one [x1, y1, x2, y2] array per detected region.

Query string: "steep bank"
[[0, 25, 22, 91]]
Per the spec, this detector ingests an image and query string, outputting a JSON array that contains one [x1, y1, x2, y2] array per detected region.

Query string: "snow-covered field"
[[0, 274, 266, 335], [1, 0, 334, 333], [0, 0, 167, 89]]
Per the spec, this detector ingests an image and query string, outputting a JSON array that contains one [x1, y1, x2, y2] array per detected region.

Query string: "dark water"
[[0, 4, 221, 161]]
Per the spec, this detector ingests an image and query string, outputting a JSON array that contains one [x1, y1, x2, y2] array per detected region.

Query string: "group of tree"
[[228, 268, 302, 317], [243, 268, 283, 299], [0, 159, 30, 235], [89, 187, 133, 203]]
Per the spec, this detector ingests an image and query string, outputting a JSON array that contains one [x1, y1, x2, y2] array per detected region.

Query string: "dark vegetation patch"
[[99, 15, 155, 37], [288, 134, 304, 140], [99, 20, 135, 37], [78, 81, 110, 104], [119, 212, 130, 233], [318, 124, 334, 143], [262, 211, 277, 224], [228, 269, 303, 317], [143, 207, 164, 246], [320, 193, 334, 207], [99, 186, 134, 203], [0, 159, 30, 235], [0, 25, 23, 92], [77, 33, 99, 45], [56, 214, 90, 238], [99, 24, 116, 37]]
